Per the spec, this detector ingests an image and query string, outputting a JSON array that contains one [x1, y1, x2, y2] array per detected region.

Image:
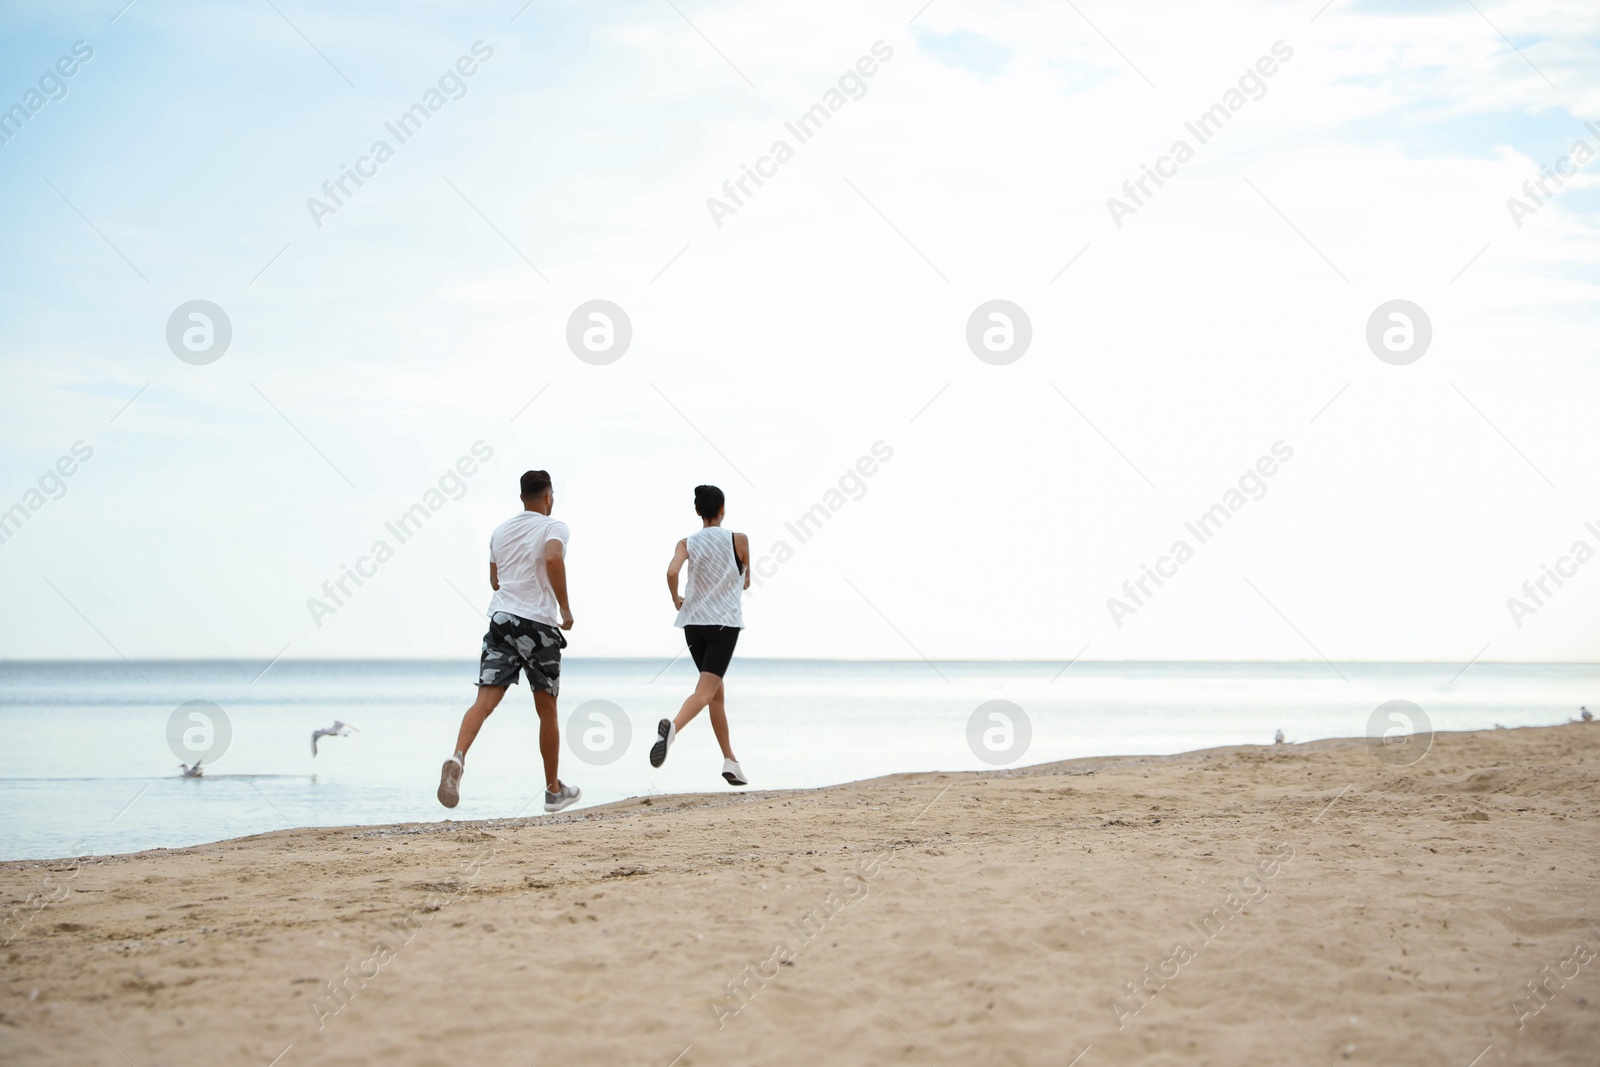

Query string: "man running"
[[437, 470, 580, 814], [651, 484, 749, 786]]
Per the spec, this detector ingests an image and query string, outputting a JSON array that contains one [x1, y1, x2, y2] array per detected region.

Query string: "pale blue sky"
[[2, 0, 1597, 663]]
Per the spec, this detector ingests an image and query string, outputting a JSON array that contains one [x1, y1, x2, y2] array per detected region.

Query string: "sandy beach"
[[3, 723, 1596, 1066]]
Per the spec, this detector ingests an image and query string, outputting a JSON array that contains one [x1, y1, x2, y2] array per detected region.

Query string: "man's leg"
[[706, 679, 736, 761], [673, 671, 723, 732], [441, 684, 507, 808], [534, 689, 561, 794], [454, 684, 508, 759]]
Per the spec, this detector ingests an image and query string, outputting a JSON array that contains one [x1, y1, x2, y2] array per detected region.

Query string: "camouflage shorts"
[[478, 612, 567, 695]]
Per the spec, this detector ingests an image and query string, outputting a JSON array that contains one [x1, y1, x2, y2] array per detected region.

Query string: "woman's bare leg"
[[706, 679, 735, 760], [673, 671, 722, 732]]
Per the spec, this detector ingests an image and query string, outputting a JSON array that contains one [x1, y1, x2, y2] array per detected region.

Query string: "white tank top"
[[675, 527, 744, 628]]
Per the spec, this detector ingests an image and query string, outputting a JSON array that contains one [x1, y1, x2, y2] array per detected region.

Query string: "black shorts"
[[684, 624, 740, 678], [478, 612, 566, 695]]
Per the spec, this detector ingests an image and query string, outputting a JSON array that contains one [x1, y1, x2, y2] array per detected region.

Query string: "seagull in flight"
[[311, 720, 358, 756]]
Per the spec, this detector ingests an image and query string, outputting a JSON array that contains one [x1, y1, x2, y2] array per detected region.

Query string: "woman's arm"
[[666, 539, 689, 609], [734, 532, 751, 590]]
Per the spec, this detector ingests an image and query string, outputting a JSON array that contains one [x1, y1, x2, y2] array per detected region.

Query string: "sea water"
[[0, 658, 1593, 860]]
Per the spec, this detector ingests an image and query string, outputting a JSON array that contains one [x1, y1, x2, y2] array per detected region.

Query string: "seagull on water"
[[311, 720, 358, 756], [179, 760, 204, 778]]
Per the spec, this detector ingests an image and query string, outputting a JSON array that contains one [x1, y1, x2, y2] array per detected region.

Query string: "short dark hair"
[[693, 484, 725, 519], [520, 470, 552, 498]]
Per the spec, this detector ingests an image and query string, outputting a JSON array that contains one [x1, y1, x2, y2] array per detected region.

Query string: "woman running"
[[652, 484, 749, 785]]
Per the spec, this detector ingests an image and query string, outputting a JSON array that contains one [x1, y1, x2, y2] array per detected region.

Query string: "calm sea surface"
[[1, 659, 1594, 861]]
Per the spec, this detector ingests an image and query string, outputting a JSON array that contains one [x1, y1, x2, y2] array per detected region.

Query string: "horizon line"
[[1, 656, 1595, 667]]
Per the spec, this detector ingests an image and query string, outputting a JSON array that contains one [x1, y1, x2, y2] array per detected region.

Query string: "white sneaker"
[[650, 719, 676, 768], [722, 759, 747, 786], [437, 756, 463, 808]]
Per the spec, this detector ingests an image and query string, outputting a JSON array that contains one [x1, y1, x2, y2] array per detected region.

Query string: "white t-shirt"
[[486, 511, 570, 626]]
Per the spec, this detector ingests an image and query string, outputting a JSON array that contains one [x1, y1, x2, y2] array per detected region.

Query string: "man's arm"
[[544, 540, 573, 630], [489, 562, 499, 591], [667, 539, 688, 610], [734, 532, 751, 590]]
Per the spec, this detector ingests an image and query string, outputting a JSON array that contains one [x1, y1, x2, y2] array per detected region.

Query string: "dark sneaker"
[[437, 757, 463, 808], [544, 782, 581, 814], [650, 719, 676, 768]]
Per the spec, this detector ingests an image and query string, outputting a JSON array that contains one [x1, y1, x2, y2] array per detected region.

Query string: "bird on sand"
[[1582, 706, 1593, 723], [1273, 730, 1285, 745], [311, 720, 358, 756]]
